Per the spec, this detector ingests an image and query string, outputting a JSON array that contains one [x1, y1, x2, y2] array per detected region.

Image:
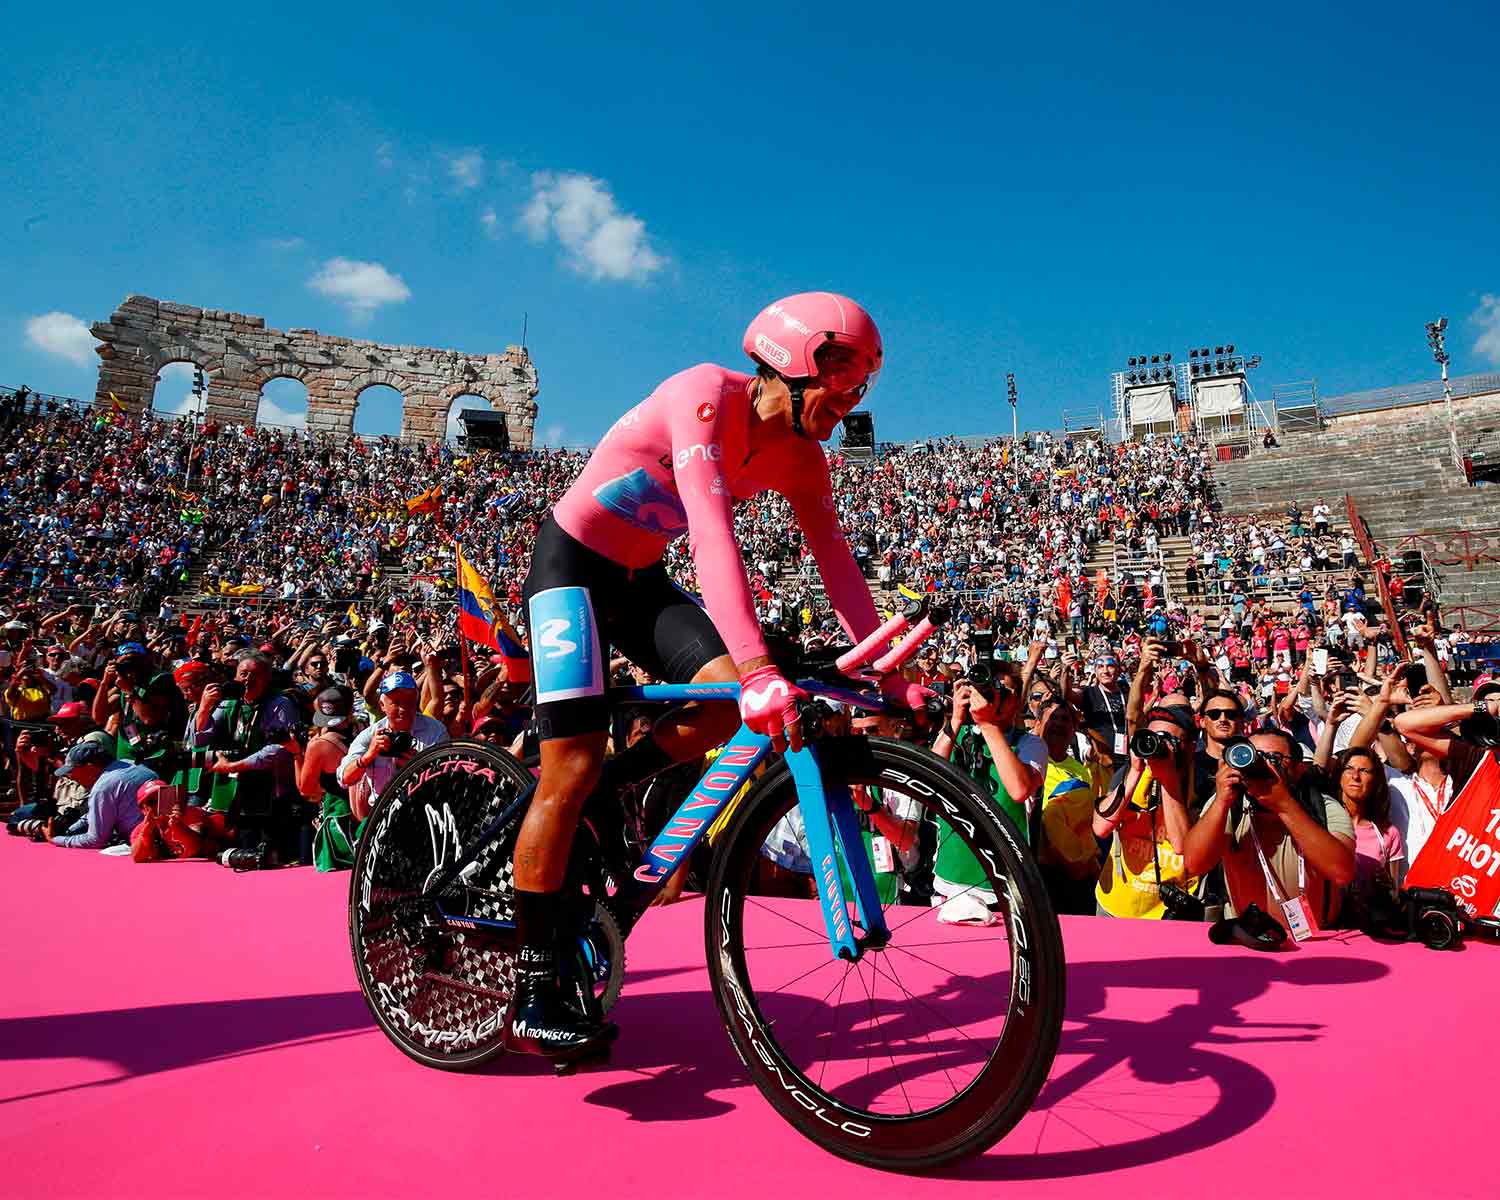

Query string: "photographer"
[[1184, 727, 1355, 935], [192, 651, 301, 863], [930, 659, 1044, 923], [1093, 702, 1205, 919], [47, 740, 157, 850], [338, 672, 448, 819], [94, 642, 185, 771]]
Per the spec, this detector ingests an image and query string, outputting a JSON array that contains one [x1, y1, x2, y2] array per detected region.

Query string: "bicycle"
[[349, 602, 1065, 1169]]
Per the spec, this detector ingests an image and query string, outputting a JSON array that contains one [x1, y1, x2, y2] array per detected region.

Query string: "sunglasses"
[[1204, 708, 1242, 721]]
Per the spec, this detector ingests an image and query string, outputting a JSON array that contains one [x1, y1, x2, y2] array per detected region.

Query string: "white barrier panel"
[[1196, 377, 1245, 417], [1126, 384, 1174, 423]]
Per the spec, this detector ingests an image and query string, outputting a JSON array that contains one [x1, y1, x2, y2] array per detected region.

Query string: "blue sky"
[[5, 1, 1498, 443]]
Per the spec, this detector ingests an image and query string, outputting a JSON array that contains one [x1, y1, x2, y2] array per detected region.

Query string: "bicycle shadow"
[[579, 950, 1390, 1179], [0, 965, 701, 1107], [949, 952, 1388, 1179], [0, 991, 375, 1107]]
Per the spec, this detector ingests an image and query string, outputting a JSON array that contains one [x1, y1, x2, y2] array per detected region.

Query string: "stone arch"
[[350, 379, 408, 439], [89, 294, 541, 447]]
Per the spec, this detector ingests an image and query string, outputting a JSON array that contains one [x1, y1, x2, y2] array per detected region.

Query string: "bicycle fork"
[[785, 744, 891, 962]]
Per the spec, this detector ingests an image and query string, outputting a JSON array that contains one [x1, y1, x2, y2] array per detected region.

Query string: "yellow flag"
[[346, 604, 362, 628], [109, 392, 125, 413], [897, 583, 923, 601]]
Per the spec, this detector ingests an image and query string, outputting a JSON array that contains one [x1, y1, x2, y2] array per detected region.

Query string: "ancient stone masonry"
[[89, 295, 539, 446]]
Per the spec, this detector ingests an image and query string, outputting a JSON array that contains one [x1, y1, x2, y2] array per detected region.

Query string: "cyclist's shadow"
[[950, 951, 1388, 1179], [579, 950, 1390, 1176]]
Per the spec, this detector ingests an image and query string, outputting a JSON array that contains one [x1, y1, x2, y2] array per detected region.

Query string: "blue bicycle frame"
[[423, 680, 890, 961]]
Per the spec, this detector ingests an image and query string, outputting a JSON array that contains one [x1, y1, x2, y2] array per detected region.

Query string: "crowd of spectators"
[[2, 388, 1496, 943]]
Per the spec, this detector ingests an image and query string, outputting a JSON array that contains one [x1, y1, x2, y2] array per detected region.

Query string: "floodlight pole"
[[1006, 372, 1018, 442]]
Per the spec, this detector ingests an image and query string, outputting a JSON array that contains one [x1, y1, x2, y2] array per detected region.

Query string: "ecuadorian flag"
[[456, 545, 531, 683]]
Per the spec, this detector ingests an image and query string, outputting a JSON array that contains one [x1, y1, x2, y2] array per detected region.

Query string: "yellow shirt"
[[1040, 758, 1102, 880]]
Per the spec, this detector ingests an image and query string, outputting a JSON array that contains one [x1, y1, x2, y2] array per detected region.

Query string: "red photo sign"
[[1405, 751, 1500, 919]]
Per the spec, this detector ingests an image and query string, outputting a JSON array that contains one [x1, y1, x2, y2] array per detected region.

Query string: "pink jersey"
[[552, 364, 880, 664]]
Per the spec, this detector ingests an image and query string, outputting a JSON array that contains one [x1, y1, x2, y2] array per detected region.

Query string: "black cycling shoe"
[[505, 975, 619, 1060]]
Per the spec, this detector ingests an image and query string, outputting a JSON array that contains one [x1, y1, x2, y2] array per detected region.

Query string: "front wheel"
[[705, 735, 1065, 1170]]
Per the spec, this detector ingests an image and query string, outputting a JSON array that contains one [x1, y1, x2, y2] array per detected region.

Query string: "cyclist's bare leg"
[[644, 655, 742, 906], [514, 730, 607, 893], [650, 653, 743, 760]]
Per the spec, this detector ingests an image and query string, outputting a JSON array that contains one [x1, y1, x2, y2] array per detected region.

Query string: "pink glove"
[[739, 664, 808, 752], [880, 673, 935, 714]]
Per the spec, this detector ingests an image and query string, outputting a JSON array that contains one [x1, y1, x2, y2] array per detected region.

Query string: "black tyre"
[[705, 735, 1065, 1170], [349, 740, 534, 1070]]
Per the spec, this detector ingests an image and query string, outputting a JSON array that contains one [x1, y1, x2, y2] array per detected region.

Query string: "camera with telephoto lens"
[[385, 730, 415, 758]]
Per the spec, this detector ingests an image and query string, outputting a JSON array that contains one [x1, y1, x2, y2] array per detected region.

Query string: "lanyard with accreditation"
[[1247, 818, 1317, 942]]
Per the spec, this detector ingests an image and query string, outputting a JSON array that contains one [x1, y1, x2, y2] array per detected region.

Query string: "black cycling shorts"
[[521, 516, 729, 742]]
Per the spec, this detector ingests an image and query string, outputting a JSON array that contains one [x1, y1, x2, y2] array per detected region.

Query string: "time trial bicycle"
[[349, 602, 1065, 1169]]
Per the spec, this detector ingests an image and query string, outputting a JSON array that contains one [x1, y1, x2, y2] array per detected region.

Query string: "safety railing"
[[1391, 527, 1500, 573]]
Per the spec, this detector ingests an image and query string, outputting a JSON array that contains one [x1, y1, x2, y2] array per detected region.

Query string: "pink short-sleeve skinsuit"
[[552, 364, 880, 665]]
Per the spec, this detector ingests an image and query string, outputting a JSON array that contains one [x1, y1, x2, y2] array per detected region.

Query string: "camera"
[[1130, 728, 1178, 761], [1158, 882, 1206, 922], [385, 730, 415, 758], [1458, 710, 1500, 749], [1366, 886, 1493, 951], [218, 680, 245, 701], [1223, 737, 1272, 779], [963, 661, 1008, 702]]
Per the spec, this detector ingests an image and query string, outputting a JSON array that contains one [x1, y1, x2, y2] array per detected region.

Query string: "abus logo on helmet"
[[754, 334, 792, 369]]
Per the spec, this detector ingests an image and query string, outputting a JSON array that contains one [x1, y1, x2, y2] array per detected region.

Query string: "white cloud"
[[447, 151, 484, 191], [481, 206, 498, 236], [376, 142, 394, 169], [307, 257, 412, 318], [25, 311, 97, 366], [518, 171, 664, 282], [258, 377, 309, 430], [1473, 294, 1500, 367], [257, 395, 307, 430], [540, 422, 565, 445]]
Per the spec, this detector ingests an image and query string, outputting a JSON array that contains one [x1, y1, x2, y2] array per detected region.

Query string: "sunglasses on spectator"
[[1204, 708, 1242, 721]]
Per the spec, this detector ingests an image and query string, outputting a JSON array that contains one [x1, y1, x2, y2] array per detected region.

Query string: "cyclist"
[[508, 292, 925, 1058]]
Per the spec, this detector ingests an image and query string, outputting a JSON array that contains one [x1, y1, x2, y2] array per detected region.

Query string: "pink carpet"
[[3, 834, 1495, 1198]]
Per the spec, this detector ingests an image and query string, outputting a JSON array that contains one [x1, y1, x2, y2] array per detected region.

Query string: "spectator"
[[338, 672, 449, 820], [1093, 702, 1203, 919], [298, 685, 362, 871], [1329, 746, 1404, 925], [1185, 727, 1356, 934], [192, 651, 302, 863], [1033, 701, 1101, 915], [47, 740, 157, 849], [929, 662, 1045, 923]]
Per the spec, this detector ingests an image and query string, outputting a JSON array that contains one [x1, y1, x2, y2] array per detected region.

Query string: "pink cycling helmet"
[[742, 292, 882, 387]]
